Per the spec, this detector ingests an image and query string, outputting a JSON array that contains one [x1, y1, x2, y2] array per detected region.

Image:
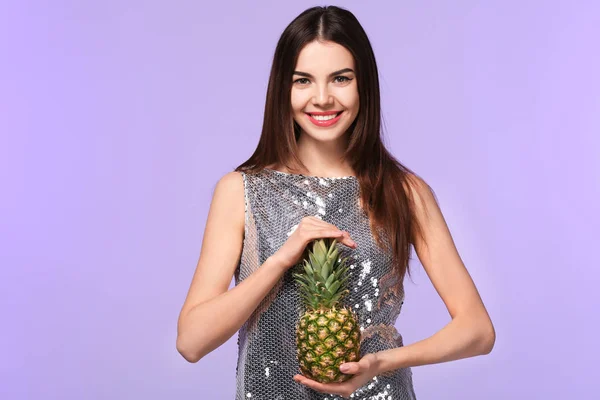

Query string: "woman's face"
[[291, 40, 359, 143]]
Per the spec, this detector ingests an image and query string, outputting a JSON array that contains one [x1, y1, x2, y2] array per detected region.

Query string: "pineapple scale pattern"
[[234, 168, 417, 400]]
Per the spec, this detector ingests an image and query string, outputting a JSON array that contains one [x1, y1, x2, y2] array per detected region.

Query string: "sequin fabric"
[[234, 168, 416, 400]]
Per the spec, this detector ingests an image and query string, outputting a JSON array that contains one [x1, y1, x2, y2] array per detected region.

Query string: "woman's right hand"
[[270, 216, 357, 270]]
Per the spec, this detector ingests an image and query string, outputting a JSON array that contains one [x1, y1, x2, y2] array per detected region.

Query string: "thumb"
[[339, 362, 360, 374]]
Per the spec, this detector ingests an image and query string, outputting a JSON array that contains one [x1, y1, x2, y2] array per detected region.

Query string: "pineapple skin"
[[296, 306, 361, 383]]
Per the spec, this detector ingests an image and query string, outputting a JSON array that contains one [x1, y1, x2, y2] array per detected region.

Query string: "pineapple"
[[293, 237, 361, 383]]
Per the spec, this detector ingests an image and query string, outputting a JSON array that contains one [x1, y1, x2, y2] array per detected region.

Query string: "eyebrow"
[[292, 68, 355, 78]]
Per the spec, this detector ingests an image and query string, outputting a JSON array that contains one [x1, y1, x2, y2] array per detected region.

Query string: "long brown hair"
[[235, 5, 432, 280]]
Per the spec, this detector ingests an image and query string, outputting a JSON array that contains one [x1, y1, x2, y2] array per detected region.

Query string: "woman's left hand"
[[293, 353, 381, 399]]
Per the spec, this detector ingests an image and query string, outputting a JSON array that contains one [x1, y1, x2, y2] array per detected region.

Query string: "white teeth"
[[311, 113, 338, 121]]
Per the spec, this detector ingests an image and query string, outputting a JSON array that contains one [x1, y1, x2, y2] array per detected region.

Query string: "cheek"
[[338, 89, 359, 112], [290, 89, 307, 113]]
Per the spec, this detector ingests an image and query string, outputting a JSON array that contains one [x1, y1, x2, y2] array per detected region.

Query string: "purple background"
[[1, 1, 598, 399]]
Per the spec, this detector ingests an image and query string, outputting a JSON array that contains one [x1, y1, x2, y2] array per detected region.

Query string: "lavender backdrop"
[[1, 1, 598, 399]]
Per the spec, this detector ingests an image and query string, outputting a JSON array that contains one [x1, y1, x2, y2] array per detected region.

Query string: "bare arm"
[[176, 171, 287, 363], [375, 175, 496, 373]]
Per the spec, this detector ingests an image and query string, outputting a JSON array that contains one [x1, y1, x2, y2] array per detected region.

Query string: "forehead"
[[295, 40, 355, 72]]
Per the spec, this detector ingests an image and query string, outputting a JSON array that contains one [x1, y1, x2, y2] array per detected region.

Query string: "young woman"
[[176, 5, 495, 399]]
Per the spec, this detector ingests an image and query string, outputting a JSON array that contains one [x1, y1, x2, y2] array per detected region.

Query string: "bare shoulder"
[[402, 172, 439, 218], [209, 170, 245, 230], [214, 170, 245, 196]]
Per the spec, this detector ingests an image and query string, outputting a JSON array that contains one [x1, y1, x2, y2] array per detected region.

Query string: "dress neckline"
[[263, 167, 358, 180]]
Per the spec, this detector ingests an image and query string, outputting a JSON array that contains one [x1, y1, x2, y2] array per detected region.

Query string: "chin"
[[308, 129, 347, 142]]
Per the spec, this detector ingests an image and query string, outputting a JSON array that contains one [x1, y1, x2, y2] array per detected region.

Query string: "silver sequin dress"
[[234, 168, 417, 400]]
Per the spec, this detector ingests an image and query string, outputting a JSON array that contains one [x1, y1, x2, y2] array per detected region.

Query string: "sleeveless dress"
[[234, 168, 417, 400]]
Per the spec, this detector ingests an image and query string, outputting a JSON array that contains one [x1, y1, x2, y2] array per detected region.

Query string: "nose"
[[312, 84, 334, 107]]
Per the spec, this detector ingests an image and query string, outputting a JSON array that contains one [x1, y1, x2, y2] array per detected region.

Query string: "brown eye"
[[294, 78, 310, 85]]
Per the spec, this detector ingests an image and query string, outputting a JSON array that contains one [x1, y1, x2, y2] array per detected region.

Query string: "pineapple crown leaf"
[[303, 261, 314, 277], [293, 237, 353, 309], [294, 277, 314, 293], [317, 238, 330, 254], [328, 281, 342, 295], [324, 274, 336, 288], [308, 252, 319, 271]]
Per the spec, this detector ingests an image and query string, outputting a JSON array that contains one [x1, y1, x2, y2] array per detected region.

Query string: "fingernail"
[[340, 364, 349, 372]]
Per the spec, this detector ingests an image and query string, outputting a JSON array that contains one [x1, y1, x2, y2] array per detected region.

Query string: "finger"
[[327, 230, 356, 248], [340, 231, 358, 248], [294, 376, 345, 396], [305, 217, 346, 233], [297, 218, 328, 233], [294, 375, 356, 399], [310, 228, 356, 248], [313, 228, 346, 239], [302, 218, 356, 245]]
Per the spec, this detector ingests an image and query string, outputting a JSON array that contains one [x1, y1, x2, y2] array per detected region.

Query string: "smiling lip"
[[305, 110, 344, 127], [306, 111, 342, 116]]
